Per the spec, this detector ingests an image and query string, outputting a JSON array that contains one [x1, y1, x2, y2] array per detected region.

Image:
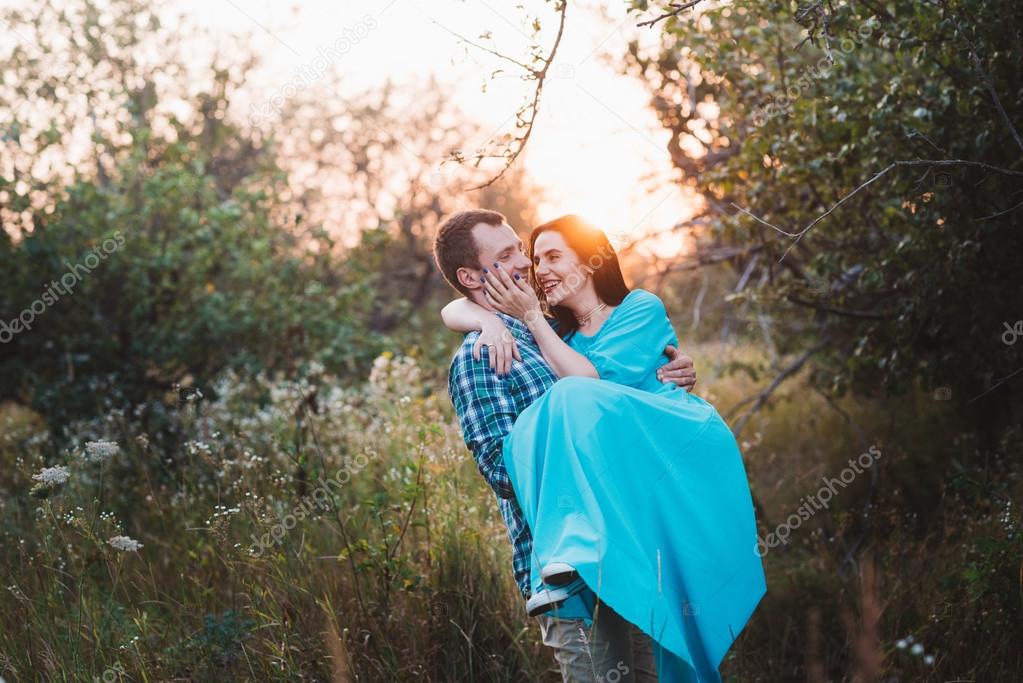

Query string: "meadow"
[[3, 343, 1018, 681]]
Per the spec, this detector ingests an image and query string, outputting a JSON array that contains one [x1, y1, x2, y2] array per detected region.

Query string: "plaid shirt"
[[447, 312, 558, 600]]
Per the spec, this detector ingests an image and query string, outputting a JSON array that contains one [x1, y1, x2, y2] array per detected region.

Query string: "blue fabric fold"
[[504, 289, 767, 683]]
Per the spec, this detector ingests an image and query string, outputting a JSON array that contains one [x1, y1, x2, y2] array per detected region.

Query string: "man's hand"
[[473, 321, 521, 377], [658, 344, 696, 392]]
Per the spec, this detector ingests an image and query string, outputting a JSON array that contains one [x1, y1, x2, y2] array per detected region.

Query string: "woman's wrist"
[[520, 306, 546, 331]]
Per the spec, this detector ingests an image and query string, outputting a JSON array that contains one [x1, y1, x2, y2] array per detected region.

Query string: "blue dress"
[[503, 289, 766, 683]]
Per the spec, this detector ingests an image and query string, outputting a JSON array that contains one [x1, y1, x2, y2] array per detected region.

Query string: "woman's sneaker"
[[525, 576, 588, 617], [540, 561, 579, 586]]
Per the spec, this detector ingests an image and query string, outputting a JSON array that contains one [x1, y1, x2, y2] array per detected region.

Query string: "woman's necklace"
[[575, 301, 608, 327]]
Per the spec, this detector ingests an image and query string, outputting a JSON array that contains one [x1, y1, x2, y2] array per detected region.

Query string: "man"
[[433, 209, 697, 682]]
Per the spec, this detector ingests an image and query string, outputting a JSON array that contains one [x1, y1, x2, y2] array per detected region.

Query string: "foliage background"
[[1, 0, 1020, 681]]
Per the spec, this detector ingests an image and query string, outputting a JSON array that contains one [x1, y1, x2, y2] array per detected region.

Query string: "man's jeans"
[[536, 599, 658, 682]]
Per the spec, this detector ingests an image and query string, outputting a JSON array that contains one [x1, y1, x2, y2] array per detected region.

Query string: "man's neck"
[[467, 292, 522, 331], [468, 291, 499, 313]]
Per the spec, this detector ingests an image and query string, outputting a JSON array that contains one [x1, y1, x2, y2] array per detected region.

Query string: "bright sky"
[[175, 0, 697, 253]]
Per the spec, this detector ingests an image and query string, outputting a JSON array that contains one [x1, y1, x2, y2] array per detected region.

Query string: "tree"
[[0, 1, 372, 424], [619, 0, 1023, 435], [0, 0, 546, 425]]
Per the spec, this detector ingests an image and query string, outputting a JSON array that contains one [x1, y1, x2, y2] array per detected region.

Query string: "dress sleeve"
[[584, 289, 679, 385]]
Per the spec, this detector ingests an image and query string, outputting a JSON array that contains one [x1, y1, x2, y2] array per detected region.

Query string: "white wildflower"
[[923, 654, 935, 665], [895, 639, 908, 650], [368, 353, 421, 395], [910, 643, 924, 656], [84, 440, 120, 463], [107, 535, 144, 552], [32, 465, 70, 486]]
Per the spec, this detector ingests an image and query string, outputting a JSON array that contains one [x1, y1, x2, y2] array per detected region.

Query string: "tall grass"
[[691, 343, 1022, 682], [1, 345, 1019, 681], [0, 354, 553, 681]]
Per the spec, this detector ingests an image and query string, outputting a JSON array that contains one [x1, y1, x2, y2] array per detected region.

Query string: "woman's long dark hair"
[[528, 214, 631, 339]]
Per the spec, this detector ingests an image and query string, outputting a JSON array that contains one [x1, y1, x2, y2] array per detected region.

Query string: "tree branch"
[[726, 338, 829, 437], [972, 197, 1023, 222], [957, 17, 1023, 155], [616, 215, 712, 253], [641, 245, 764, 284], [432, 22, 538, 75], [730, 159, 1023, 262], [465, 1, 568, 191], [637, 1, 706, 29], [786, 294, 896, 320]]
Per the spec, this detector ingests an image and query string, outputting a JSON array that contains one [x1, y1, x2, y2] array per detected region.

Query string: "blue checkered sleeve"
[[448, 341, 517, 500]]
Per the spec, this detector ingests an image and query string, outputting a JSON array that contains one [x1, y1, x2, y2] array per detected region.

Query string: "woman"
[[441, 215, 766, 683]]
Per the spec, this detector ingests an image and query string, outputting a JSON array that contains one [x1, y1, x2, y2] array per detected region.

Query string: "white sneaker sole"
[[525, 576, 588, 617], [540, 562, 579, 586]]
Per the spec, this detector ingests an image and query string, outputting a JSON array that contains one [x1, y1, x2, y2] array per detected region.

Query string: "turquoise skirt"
[[504, 376, 766, 682]]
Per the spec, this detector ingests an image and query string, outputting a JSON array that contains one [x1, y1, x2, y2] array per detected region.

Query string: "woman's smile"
[[540, 278, 562, 295]]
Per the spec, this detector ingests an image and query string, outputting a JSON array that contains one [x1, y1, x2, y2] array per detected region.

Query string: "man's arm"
[[441, 297, 521, 376], [449, 347, 518, 499], [441, 297, 505, 333]]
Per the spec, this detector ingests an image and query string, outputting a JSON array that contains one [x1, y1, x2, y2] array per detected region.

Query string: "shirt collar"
[[493, 312, 531, 339]]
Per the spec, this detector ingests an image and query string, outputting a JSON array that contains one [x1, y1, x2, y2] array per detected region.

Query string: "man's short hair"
[[433, 209, 506, 295]]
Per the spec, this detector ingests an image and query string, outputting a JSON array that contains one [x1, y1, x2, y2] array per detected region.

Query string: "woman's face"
[[532, 230, 591, 307]]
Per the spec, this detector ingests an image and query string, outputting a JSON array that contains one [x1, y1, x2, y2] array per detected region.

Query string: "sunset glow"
[[171, 0, 697, 254]]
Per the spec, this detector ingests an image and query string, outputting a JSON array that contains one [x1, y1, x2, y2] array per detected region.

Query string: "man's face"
[[459, 222, 532, 296]]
